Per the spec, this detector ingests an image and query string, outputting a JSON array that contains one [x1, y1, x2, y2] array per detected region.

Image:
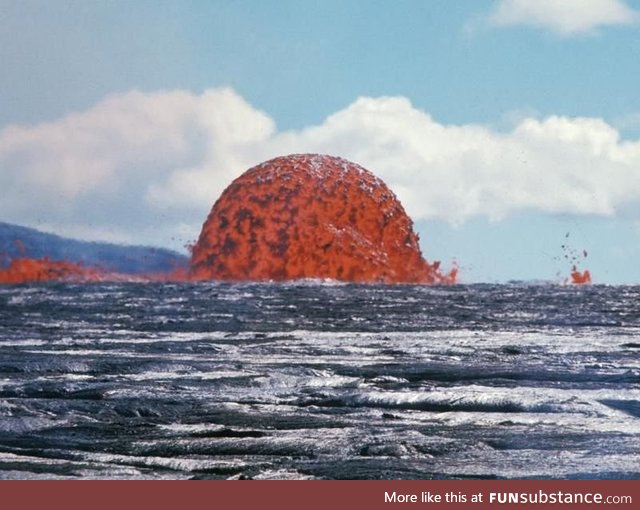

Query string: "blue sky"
[[2, 0, 640, 283]]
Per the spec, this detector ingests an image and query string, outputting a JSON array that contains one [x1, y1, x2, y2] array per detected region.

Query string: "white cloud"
[[2, 88, 640, 251], [489, 0, 638, 35], [268, 97, 640, 223], [0, 87, 274, 248]]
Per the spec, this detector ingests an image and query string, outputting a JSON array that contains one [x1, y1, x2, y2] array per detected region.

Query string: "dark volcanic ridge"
[[0, 222, 188, 275]]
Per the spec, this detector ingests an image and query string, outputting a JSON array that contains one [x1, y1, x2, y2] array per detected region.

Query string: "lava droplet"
[[190, 154, 457, 284]]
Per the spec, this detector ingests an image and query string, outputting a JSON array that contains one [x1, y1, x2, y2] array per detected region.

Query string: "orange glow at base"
[[0, 256, 191, 285], [0, 257, 97, 284], [190, 154, 457, 284]]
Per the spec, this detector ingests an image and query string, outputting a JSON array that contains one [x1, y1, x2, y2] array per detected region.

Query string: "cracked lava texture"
[[190, 154, 456, 284]]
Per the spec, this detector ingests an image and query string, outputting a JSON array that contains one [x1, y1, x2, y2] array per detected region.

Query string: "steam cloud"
[[1, 87, 640, 251]]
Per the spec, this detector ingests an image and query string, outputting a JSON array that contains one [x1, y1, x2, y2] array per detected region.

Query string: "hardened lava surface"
[[190, 154, 454, 283]]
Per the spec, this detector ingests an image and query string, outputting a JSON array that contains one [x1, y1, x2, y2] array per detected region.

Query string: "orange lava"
[[561, 234, 592, 285], [0, 255, 192, 285], [190, 154, 456, 284], [570, 266, 592, 285], [0, 257, 97, 284]]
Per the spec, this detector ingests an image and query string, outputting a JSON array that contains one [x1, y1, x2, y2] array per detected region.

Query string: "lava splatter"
[[561, 232, 592, 285], [570, 266, 592, 285]]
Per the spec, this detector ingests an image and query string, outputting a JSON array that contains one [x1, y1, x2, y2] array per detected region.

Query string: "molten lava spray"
[[561, 233, 592, 285], [190, 154, 456, 284], [570, 266, 591, 285]]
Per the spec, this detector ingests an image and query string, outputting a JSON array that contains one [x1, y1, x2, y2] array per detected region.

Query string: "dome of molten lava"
[[190, 154, 455, 284]]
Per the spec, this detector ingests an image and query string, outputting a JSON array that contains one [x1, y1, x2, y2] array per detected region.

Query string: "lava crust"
[[190, 154, 456, 284]]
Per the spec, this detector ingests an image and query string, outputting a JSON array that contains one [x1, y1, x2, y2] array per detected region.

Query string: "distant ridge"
[[0, 222, 188, 274]]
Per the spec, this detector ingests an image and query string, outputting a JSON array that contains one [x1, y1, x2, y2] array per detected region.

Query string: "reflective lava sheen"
[[190, 154, 456, 284]]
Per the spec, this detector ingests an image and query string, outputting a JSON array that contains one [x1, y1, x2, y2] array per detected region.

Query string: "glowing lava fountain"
[[190, 154, 456, 284]]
